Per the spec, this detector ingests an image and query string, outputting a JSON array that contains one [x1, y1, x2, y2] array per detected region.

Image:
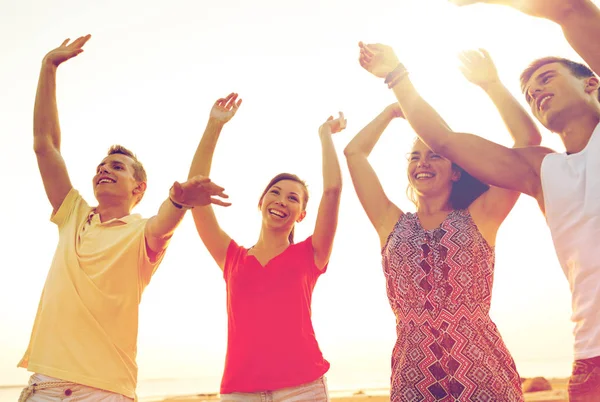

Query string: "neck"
[[95, 200, 132, 222], [556, 108, 600, 154], [254, 226, 291, 250], [416, 192, 453, 215]]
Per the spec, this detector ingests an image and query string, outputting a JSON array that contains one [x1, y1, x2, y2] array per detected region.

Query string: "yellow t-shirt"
[[18, 189, 164, 398]]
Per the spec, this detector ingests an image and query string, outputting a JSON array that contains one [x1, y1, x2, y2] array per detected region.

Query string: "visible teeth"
[[539, 96, 551, 110], [269, 209, 286, 218], [98, 178, 114, 184], [416, 173, 434, 179]]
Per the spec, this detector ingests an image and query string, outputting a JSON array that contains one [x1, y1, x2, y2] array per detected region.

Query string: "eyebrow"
[[526, 70, 557, 100], [97, 160, 125, 168], [271, 185, 299, 196]]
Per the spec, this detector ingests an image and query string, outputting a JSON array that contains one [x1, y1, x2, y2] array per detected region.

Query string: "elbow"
[[33, 133, 58, 155], [421, 130, 452, 155], [343, 144, 363, 159], [323, 185, 342, 199]]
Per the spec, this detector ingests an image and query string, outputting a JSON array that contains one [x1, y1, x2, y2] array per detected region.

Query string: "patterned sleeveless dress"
[[382, 209, 523, 401]]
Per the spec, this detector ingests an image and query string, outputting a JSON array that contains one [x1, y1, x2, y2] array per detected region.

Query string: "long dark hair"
[[259, 173, 309, 244], [406, 143, 489, 210]]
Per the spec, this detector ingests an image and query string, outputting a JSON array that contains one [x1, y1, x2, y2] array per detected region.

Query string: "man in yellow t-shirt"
[[18, 34, 231, 401]]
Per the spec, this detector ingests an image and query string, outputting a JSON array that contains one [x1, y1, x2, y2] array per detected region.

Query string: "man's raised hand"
[[43, 35, 91, 67], [459, 49, 500, 89], [358, 42, 401, 79], [170, 176, 231, 208], [210, 93, 242, 124]]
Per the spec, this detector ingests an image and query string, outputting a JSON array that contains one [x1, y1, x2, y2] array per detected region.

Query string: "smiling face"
[[522, 61, 599, 131], [92, 153, 145, 208], [407, 139, 461, 201], [258, 178, 307, 235]]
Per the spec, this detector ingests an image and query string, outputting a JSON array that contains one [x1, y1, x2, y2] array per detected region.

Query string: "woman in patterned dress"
[[344, 49, 542, 401]]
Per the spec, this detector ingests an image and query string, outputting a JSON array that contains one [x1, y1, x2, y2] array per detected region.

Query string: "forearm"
[[188, 119, 224, 179], [344, 109, 394, 158], [391, 78, 453, 152], [320, 132, 342, 194], [33, 61, 61, 153], [483, 82, 542, 146], [146, 198, 187, 241], [559, 1, 600, 75]]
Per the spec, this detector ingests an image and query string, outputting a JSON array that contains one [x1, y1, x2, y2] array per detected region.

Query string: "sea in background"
[[0, 357, 571, 401]]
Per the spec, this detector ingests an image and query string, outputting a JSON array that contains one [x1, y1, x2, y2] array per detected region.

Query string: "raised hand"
[[449, 0, 576, 22], [358, 42, 401, 79], [319, 112, 347, 136], [458, 49, 499, 89], [385, 103, 404, 119], [210, 93, 242, 123], [43, 35, 91, 67], [170, 175, 231, 208]]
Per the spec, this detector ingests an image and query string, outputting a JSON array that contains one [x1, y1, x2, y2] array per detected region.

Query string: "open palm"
[[459, 49, 499, 88], [44, 35, 91, 66], [210, 93, 242, 123]]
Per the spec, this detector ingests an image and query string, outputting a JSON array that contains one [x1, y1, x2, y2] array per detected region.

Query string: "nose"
[[417, 159, 430, 168], [528, 86, 543, 102]]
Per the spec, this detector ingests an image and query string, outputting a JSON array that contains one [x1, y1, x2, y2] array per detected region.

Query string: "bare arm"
[[459, 49, 542, 147], [145, 177, 230, 260], [357, 43, 551, 201], [188, 94, 241, 270], [452, 0, 600, 76], [344, 104, 403, 245], [34, 36, 90, 212], [312, 114, 345, 270], [458, 48, 542, 230], [559, 1, 600, 76]]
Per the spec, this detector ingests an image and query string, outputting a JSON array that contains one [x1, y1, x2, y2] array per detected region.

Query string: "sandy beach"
[[160, 378, 570, 402]]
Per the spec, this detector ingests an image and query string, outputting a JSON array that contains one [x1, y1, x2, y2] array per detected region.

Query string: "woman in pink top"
[[188, 93, 345, 401]]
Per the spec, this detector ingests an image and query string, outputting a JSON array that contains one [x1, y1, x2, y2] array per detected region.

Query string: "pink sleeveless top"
[[382, 209, 523, 401]]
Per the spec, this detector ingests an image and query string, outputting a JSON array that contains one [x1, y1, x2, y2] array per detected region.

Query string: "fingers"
[[67, 34, 92, 50], [211, 198, 232, 207], [216, 92, 235, 106], [225, 93, 239, 109], [61, 38, 70, 47], [479, 48, 492, 61], [338, 111, 347, 130]]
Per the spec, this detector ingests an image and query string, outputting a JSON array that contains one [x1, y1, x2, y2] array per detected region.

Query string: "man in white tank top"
[[358, 1, 600, 400]]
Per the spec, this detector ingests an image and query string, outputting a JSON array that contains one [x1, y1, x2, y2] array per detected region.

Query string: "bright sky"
[[1, 0, 593, 390]]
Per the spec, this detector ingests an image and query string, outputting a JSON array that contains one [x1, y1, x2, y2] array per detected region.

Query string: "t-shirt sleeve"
[[300, 236, 328, 276], [138, 220, 168, 287], [50, 189, 90, 229], [224, 239, 244, 282]]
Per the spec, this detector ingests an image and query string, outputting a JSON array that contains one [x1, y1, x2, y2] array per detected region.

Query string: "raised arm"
[[144, 176, 230, 261], [357, 43, 552, 206], [344, 104, 403, 246], [451, 0, 600, 76], [188, 93, 241, 270], [34, 35, 90, 212], [459, 49, 542, 147], [312, 113, 345, 270]]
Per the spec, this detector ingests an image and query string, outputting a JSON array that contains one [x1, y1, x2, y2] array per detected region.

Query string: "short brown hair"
[[107, 145, 147, 183], [520, 57, 599, 101]]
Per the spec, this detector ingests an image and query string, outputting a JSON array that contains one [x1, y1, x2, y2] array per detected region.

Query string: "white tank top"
[[541, 123, 600, 360]]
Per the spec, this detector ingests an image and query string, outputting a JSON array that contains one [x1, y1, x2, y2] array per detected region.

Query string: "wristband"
[[384, 63, 408, 85], [169, 197, 193, 210]]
